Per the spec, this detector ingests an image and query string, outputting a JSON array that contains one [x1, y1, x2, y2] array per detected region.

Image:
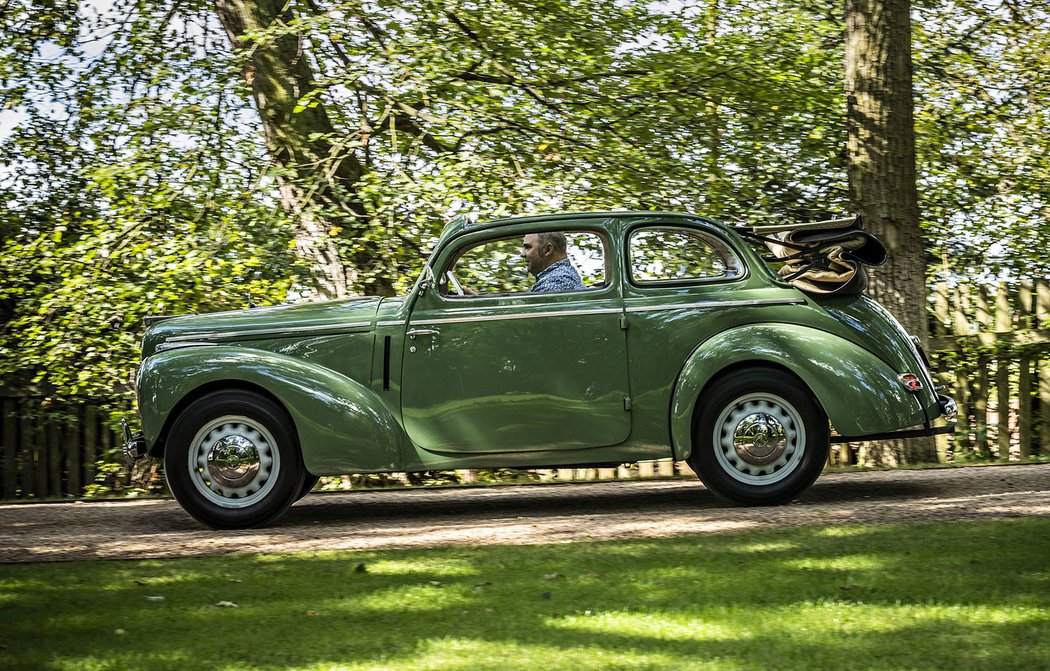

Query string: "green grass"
[[2, 519, 1048, 671]]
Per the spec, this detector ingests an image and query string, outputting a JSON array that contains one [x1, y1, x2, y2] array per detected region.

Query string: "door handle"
[[407, 328, 440, 339]]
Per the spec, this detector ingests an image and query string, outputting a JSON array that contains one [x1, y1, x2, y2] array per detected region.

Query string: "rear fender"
[[669, 324, 925, 460], [138, 346, 409, 474]]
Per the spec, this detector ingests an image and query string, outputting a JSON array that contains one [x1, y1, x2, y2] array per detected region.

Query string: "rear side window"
[[628, 228, 743, 284]]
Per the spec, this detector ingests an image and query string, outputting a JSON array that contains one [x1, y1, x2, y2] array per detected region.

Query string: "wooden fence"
[[0, 398, 137, 500], [928, 280, 1050, 462], [1, 280, 1047, 500]]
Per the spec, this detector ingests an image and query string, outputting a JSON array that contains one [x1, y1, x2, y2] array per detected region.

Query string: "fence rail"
[[1, 280, 1047, 500]]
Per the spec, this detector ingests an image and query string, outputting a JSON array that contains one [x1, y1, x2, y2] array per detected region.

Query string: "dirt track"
[[1, 464, 1048, 563]]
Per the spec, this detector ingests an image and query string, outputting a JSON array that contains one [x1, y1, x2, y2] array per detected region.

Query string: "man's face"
[[521, 233, 550, 277]]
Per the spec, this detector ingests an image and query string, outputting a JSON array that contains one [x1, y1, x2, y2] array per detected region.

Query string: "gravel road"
[[1, 463, 1048, 563]]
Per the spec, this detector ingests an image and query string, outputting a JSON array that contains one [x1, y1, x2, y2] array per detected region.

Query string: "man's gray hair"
[[537, 231, 568, 255]]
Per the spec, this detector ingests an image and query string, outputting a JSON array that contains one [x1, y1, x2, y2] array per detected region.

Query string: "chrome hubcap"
[[714, 393, 805, 485], [732, 413, 788, 466], [188, 416, 280, 509], [207, 436, 261, 488]]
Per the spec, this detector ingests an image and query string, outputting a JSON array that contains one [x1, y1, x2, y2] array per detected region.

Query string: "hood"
[[142, 297, 383, 358]]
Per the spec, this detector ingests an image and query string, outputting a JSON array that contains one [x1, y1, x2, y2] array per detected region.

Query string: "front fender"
[[669, 324, 926, 460], [138, 346, 410, 474]]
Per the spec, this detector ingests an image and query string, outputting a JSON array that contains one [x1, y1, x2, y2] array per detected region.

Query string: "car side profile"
[[125, 211, 955, 529]]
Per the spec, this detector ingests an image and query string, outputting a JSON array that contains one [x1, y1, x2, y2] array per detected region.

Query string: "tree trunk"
[[845, 0, 925, 336], [845, 0, 935, 462], [214, 0, 391, 297]]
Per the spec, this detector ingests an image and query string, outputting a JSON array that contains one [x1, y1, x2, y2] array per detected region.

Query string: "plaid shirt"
[[529, 258, 584, 293]]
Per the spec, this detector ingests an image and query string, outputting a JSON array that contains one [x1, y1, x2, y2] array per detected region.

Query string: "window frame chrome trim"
[[625, 225, 750, 287]]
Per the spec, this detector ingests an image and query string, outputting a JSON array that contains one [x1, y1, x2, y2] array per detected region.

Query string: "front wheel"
[[165, 390, 304, 529], [688, 368, 829, 505]]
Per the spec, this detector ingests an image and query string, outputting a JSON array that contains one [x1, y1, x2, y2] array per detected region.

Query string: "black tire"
[[164, 390, 304, 529], [688, 367, 829, 505], [296, 474, 320, 501]]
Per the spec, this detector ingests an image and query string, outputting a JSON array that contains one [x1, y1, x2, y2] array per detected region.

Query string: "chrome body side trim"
[[156, 341, 218, 352], [406, 299, 804, 327], [166, 321, 374, 343], [624, 298, 805, 313], [409, 307, 623, 326]]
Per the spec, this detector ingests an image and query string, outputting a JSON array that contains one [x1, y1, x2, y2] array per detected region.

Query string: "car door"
[[619, 222, 754, 442], [400, 227, 631, 454]]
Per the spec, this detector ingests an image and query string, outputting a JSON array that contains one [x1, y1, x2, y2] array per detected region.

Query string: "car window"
[[441, 231, 607, 297], [628, 228, 742, 284]]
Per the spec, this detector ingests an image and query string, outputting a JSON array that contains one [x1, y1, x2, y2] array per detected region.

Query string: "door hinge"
[[619, 315, 628, 330], [623, 396, 633, 411]]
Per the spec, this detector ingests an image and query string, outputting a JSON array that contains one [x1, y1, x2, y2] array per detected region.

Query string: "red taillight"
[[898, 373, 923, 391]]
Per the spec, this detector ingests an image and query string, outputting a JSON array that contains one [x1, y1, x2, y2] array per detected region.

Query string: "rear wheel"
[[296, 474, 320, 501], [688, 368, 829, 505], [164, 390, 304, 529]]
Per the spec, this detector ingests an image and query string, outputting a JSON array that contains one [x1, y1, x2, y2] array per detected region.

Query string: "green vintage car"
[[125, 211, 955, 528]]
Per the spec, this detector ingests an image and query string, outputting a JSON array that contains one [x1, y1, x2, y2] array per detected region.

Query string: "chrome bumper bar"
[[120, 418, 149, 463], [830, 393, 957, 444]]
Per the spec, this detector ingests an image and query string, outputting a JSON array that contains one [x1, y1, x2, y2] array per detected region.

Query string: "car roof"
[[438, 210, 722, 243]]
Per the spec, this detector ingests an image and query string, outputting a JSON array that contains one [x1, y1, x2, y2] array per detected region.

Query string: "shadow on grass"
[[2, 518, 1048, 670]]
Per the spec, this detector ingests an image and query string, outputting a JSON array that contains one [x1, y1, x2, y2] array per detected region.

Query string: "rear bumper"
[[830, 394, 956, 444], [937, 393, 958, 422]]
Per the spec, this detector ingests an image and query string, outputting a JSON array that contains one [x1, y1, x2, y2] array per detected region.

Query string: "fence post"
[[1018, 357, 1032, 459], [99, 421, 114, 494], [975, 284, 991, 331], [971, 286, 991, 457], [950, 285, 972, 456], [657, 458, 674, 477], [46, 417, 62, 497], [1038, 280, 1050, 455], [994, 283, 1012, 459], [1017, 281, 1033, 459], [973, 357, 990, 458], [32, 407, 48, 497], [2, 399, 16, 498], [932, 282, 951, 461], [84, 405, 98, 490], [19, 401, 35, 498], [67, 409, 82, 496]]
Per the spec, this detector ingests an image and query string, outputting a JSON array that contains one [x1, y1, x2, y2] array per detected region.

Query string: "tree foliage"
[[913, 0, 1050, 281], [212, 0, 848, 295], [1, 0, 300, 398], [1, 0, 1047, 406]]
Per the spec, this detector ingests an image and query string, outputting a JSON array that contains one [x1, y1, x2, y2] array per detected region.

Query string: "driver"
[[521, 232, 584, 293]]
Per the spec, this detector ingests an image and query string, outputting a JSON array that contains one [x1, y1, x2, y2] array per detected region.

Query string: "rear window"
[[628, 228, 743, 284]]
